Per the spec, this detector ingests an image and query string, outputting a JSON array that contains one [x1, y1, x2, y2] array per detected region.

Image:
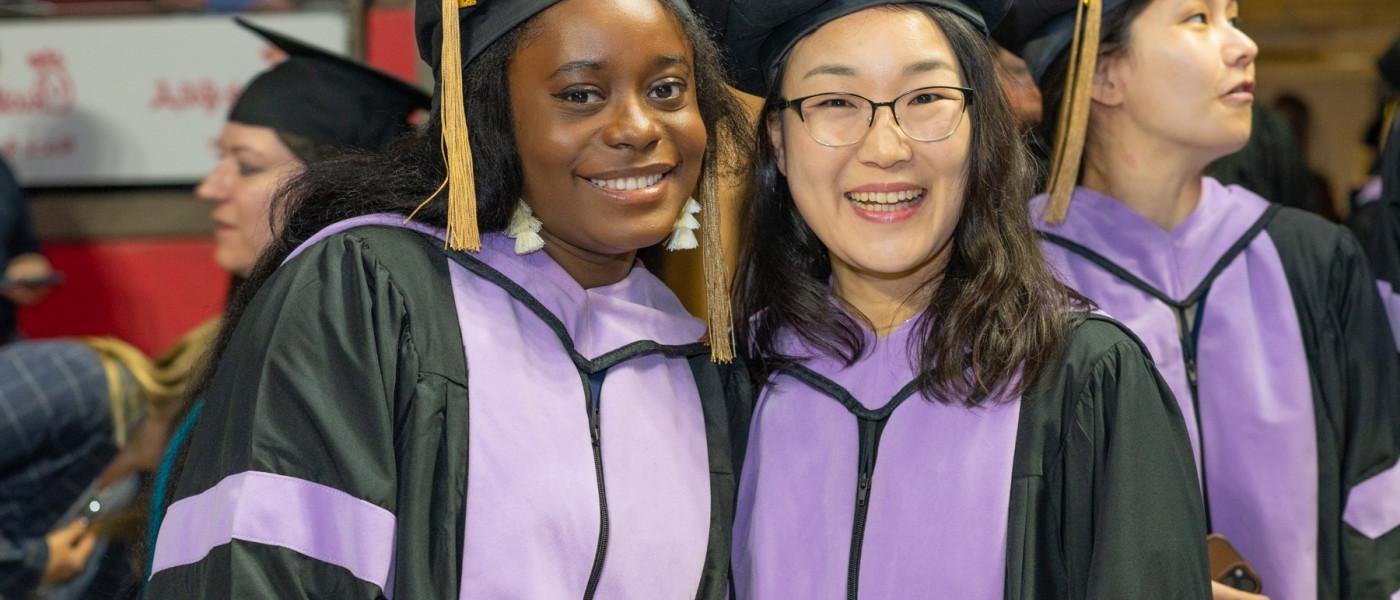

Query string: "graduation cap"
[[697, 0, 1012, 98], [994, 0, 1113, 224], [233, 18, 430, 154], [410, 0, 564, 255], [417, 0, 736, 360]]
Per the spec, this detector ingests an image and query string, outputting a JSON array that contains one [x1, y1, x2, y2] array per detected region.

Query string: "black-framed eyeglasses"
[[777, 86, 973, 147]]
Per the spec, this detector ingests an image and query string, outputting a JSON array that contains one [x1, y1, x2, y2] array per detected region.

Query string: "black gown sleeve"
[[1347, 116, 1400, 352], [145, 232, 423, 600], [1069, 323, 1211, 600], [1331, 230, 1400, 598]]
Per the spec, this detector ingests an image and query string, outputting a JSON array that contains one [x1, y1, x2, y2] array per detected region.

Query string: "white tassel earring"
[[505, 199, 545, 255], [665, 197, 702, 251]]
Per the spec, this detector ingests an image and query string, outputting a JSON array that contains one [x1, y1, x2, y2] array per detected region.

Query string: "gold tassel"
[[699, 167, 733, 362], [437, 0, 481, 251], [1043, 0, 1102, 224]]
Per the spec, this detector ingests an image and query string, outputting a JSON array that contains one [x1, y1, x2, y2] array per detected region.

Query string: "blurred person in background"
[[0, 155, 56, 346], [1269, 93, 1337, 220], [1206, 103, 1323, 216], [997, 45, 1044, 129], [1354, 35, 1399, 210], [0, 19, 427, 599], [1001, 0, 1400, 597], [1347, 38, 1400, 351]]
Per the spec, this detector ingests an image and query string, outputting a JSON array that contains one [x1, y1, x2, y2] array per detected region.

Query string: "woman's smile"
[[845, 184, 928, 223]]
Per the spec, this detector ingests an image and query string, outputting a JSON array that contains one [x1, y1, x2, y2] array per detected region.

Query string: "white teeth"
[[846, 189, 925, 205], [588, 173, 665, 191]]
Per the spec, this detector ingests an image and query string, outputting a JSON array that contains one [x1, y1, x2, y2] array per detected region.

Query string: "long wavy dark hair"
[[733, 4, 1089, 405], [149, 0, 749, 562]]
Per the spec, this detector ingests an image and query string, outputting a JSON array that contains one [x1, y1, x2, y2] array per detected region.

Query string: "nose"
[[1224, 25, 1258, 69], [196, 159, 233, 203], [855, 105, 913, 169], [600, 93, 663, 152]]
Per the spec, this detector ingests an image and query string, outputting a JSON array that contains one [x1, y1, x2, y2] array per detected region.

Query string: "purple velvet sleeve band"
[[283, 214, 444, 265], [1378, 280, 1400, 352], [149, 470, 397, 596], [1343, 458, 1400, 540]]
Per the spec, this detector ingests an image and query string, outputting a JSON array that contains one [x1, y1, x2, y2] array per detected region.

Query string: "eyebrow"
[[801, 59, 956, 80], [904, 60, 955, 75], [802, 64, 857, 80], [549, 54, 692, 79], [229, 145, 267, 161], [550, 59, 605, 78], [656, 54, 692, 71]]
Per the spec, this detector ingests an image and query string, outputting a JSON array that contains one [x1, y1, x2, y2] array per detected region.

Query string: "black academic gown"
[[733, 314, 1210, 599], [1348, 115, 1400, 352], [146, 218, 749, 599], [1035, 180, 1400, 599]]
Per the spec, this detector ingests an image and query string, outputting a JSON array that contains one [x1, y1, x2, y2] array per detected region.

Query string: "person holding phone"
[[0, 19, 431, 599], [998, 0, 1400, 597], [0, 156, 56, 345]]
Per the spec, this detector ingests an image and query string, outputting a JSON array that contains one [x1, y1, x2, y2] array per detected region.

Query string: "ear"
[[766, 113, 788, 176], [1090, 54, 1127, 108]]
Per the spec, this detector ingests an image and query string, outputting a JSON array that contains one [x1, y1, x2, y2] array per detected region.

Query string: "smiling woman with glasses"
[[707, 0, 1212, 597]]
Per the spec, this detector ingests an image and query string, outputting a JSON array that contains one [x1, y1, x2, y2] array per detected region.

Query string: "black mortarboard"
[[993, 0, 1110, 223], [233, 18, 430, 153], [414, 0, 560, 76], [696, 0, 1012, 97], [1379, 34, 1400, 90], [992, 0, 1127, 85]]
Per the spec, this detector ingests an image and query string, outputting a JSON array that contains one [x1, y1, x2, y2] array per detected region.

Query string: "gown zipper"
[[846, 418, 887, 600], [582, 371, 610, 600], [1174, 299, 1213, 530]]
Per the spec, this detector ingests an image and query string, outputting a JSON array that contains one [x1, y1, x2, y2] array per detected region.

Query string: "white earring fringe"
[[665, 197, 702, 251], [505, 200, 545, 255]]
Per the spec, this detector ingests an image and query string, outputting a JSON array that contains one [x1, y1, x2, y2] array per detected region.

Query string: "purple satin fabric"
[[734, 320, 1020, 599], [1378, 280, 1400, 351], [150, 471, 397, 595], [1033, 178, 1319, 600], [288, 215, 714, 598], [451, 234, 711, 599], [1344, 457, 1400, 539]]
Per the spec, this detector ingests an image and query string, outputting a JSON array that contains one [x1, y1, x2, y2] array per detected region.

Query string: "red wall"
[[14, 11, 415, 356], [366, 8, 419, 85], [17, 239, 229, 356]]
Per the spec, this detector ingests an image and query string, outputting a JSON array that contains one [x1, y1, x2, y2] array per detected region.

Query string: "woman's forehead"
[[785, 9, 960, 86], [518, 0, 692, 67], [220, 122, 291, 157]]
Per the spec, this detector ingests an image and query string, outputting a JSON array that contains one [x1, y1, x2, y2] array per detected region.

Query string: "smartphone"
[[1207, 533, 1263, 593], [73, 475, 141, 526]]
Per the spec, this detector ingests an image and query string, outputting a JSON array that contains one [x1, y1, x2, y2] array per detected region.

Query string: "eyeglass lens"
[[797, 88, 966, 146]]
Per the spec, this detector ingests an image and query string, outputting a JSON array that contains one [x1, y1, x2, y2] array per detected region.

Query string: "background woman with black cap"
[[146, 1, 752, 598], [702, 0, 1210, 597], [0, 18, 429, 599], [999, 0, 1400, 597]]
